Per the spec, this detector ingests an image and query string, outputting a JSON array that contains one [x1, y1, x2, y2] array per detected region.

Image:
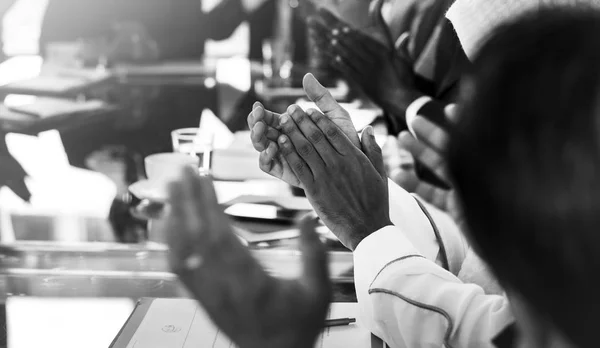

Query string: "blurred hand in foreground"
[[158, 168, 331, 348]]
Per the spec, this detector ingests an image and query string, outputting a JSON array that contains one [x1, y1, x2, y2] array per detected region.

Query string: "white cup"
[[145, 153, 199, 188]]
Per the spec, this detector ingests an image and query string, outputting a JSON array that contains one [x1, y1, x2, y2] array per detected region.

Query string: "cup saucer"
[[129, 179, 167, 203]]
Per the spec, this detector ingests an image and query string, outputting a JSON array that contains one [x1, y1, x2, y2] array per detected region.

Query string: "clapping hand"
[[248, 73, 360, 187], [158, 168, 331, 348], [275, 105, 391, 251], [307, 7, 420, 121], [397, 105, 463, 224]]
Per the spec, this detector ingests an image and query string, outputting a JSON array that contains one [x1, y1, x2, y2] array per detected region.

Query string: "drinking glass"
[[171, 128, 214, 174]]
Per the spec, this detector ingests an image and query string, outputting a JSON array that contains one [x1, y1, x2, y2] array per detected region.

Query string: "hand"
[[307, 8, 421, 121], [396, 104, 463, 224], [248, 73, 360, 187], [276, 105, 391, 250], [159, 168, 331, 348], [0, 150, 30, 202]]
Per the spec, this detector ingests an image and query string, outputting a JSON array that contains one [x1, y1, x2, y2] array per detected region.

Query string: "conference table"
[[0, 53, 389, 347]]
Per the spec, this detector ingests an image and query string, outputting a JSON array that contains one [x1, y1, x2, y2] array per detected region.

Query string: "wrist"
[[347, 219, 393, 251]]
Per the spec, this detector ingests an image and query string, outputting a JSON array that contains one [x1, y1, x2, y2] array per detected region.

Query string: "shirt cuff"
[[354, 225, 422, 283], [405, 96, 433, 137]]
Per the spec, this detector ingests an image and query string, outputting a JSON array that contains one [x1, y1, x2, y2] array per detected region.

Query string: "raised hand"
[[397, 104, 463, 223], [159, 168, 331, 348], [248, 73, 360, 187], [276, 105, 391, 250], [307, 7, 420, 126]]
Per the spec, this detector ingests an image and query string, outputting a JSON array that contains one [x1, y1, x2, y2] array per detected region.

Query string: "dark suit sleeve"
[[407, 0, 469, 101], [201, 0, 247, 41], [0, 132, 30, 202]]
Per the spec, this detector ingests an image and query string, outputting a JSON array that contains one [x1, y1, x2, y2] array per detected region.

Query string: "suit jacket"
[[382, 0, 470, 133], [493, 324, 518, 348]]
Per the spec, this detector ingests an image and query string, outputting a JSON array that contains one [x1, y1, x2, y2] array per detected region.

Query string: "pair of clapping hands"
[[157, 73, 456, 347]]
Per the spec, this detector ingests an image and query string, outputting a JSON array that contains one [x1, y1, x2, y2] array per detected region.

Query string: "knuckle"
[[298, 143, 314, 157], [280, 122, 294, 134], [325, 126, 339, 139], [293, 161, 305, 174], [280, 144, 293, 156], [308, 130, 324, 144], [293, 112, 308, 125]]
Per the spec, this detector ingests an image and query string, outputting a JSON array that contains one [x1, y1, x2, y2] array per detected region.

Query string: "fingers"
[[278, 134, 314, 185], [279, 111, 325, 174], [250, 121, 268, 151], [168, 167, 203, 233], [298, 215, 330, 297], [306, 108, 352, 155], [399, 131, 450, 183], [258, 141, 277, 174], [411, 116, 451, 153], [249, 103, 281, 152], [445, 104, 460, 124], [303, 73, 348, 120], [250, 121, 279, 152], [249, 102, 279, 129], [360, 126, 386, 180], [193, 171, 221, 216], [302, 73, 361, 148], [287, 104, 335, 163]]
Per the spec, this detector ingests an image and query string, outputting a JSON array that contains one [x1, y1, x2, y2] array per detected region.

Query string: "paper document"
[[123, 299, 384, 348]]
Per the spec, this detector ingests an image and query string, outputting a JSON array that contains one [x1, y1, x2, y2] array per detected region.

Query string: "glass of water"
[[171, 128, 214, 174]]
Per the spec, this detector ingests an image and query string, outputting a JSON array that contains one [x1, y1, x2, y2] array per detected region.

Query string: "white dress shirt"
[[354, 180, 515, 347]]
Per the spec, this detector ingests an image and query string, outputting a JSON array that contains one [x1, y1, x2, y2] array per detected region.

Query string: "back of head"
[[448, 9, 600, 348]]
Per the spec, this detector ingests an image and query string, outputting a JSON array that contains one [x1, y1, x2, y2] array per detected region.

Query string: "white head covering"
[[446, 0, 600, 59]]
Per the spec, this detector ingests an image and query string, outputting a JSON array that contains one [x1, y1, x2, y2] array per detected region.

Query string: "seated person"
[[159, 8, 600, 348], [308, 0, 469, 134]]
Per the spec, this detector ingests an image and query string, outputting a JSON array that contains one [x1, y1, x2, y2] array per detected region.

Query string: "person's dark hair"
[[448, 8, 600, 348]]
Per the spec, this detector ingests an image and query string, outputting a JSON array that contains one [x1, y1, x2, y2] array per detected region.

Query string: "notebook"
[[110, 298, 387, 348]]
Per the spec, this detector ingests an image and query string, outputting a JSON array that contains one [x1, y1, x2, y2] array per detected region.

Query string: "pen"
[[324, 318, 356, 327]]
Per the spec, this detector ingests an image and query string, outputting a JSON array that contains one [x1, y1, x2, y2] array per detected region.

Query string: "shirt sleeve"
[[354, 227, 514, 348], [387, 179, 468, 274]]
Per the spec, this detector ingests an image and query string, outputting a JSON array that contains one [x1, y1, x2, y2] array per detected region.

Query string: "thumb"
[[298, 214, 330, 297], [302, 73, 346, 118], [361, 126, 386, 180], [302, 73, 361, 148]]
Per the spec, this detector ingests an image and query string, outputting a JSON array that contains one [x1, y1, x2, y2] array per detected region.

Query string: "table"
[[0, 238, 356, 348]]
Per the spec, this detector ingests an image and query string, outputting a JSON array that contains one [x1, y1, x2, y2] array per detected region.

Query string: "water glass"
[[171, 128, 214, 174]]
